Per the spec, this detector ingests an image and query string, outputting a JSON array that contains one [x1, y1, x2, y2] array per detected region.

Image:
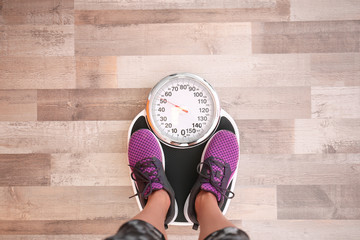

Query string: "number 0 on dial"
[[146, 73, 221, 148]]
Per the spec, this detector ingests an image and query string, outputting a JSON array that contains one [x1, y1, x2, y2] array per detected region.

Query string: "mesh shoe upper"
[[128, 129, 164, 197], [128, 128, 163, 166]]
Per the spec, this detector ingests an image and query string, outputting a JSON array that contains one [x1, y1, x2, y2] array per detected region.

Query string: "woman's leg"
[[106, 129, 177, 240], [195, 191, 236, 240], [132, 189, 170, 238]]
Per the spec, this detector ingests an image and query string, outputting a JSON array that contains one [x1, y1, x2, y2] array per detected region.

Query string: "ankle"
[[148, 189, 171, 209], [195, 190, 218, 214]]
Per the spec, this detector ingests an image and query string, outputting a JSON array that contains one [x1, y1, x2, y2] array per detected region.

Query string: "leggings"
[[105, 220, 250, 240]]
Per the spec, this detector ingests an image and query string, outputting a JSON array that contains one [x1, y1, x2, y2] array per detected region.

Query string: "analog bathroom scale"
[[128, 73, 240, 225]]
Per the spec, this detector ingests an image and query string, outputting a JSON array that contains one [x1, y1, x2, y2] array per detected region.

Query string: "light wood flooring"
[[0, 0, 360, 239]]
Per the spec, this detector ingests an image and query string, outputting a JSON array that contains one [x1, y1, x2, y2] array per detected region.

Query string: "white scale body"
[[128, 73, 240, 225]]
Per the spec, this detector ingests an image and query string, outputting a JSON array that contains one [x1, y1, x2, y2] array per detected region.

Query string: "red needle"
[[160, 98, 188, 113]]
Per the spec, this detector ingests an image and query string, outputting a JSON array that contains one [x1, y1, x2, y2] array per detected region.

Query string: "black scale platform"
[[129, 110, 239, 225]]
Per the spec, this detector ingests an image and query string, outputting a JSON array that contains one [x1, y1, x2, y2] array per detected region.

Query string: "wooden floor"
[[0, 0, 360, 239]]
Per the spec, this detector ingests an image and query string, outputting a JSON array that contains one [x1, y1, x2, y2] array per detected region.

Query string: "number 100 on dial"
[[146, 73, 221, 148]]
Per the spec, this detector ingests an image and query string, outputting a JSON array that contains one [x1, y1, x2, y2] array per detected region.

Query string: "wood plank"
[[117, 54, 311, 88], [75, 23, 251, 56], [278, 185, 360, 219], [0, 235, 108, 240], [0, 186, 138, 220], [75, 5, 289, 25], [1, 0, 73, 25], [240, 119, 359, 154], [50, 153, 129, 186], [252, 20, 360, 54], [237, 154, 360, 185], [218, 87, 311, 119], [50, 153, 352, 189], [237, 119, 295, 154], [242, 220, 360, 240], [76, 56, 117, 88], [0, 90, 37, 121], [0, 220, 200, 237], [0, 57, 75, 89], [0, 154, 50, 186], [312, 87, 360, 118], [290, 0, 360, 21], [0, 0, 3, 24], [0, 219, 121, 235], [310, 53, 360, 86], [166, 234, 197, 240], [294, 119, 360, 154], [37, 89, 148, 121], [0, 121, 129, 154], [0, 25, 7, 55], [226, 186, 277, 220], [117, 53, 360, 88], [75, 0, 283, 10], [166, 226, 202, 240], [0, 25, 74, 56]]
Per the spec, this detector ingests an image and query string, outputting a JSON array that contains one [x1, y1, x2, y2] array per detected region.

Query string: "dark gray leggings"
[[105, 220, 250, 240]]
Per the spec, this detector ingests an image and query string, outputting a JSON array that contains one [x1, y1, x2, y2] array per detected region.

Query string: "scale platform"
[[128, 109, 239, 225]]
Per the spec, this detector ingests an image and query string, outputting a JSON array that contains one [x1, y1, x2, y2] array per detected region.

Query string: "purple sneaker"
[[128, 129, 177, 228], [184, 130, 239, 230]]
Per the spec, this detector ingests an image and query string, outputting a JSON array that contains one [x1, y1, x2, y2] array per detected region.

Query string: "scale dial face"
[[146, 73, 220, 148]]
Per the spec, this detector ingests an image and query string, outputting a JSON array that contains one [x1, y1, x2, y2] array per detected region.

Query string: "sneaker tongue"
[[140, 158, 157, 176], [144, 183, 163, 197], [201, 157, 225, 202]]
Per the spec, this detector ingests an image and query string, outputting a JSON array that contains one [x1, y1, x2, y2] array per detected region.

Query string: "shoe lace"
[[129, 157, 161, 199], [197, 157, 235, 200]]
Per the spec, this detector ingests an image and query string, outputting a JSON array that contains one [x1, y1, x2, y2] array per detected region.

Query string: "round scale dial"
[[146, 73, 220, 148]]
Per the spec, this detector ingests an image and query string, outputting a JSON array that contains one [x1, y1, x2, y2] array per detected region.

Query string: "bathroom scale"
[[127, 73, 240, 225]]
